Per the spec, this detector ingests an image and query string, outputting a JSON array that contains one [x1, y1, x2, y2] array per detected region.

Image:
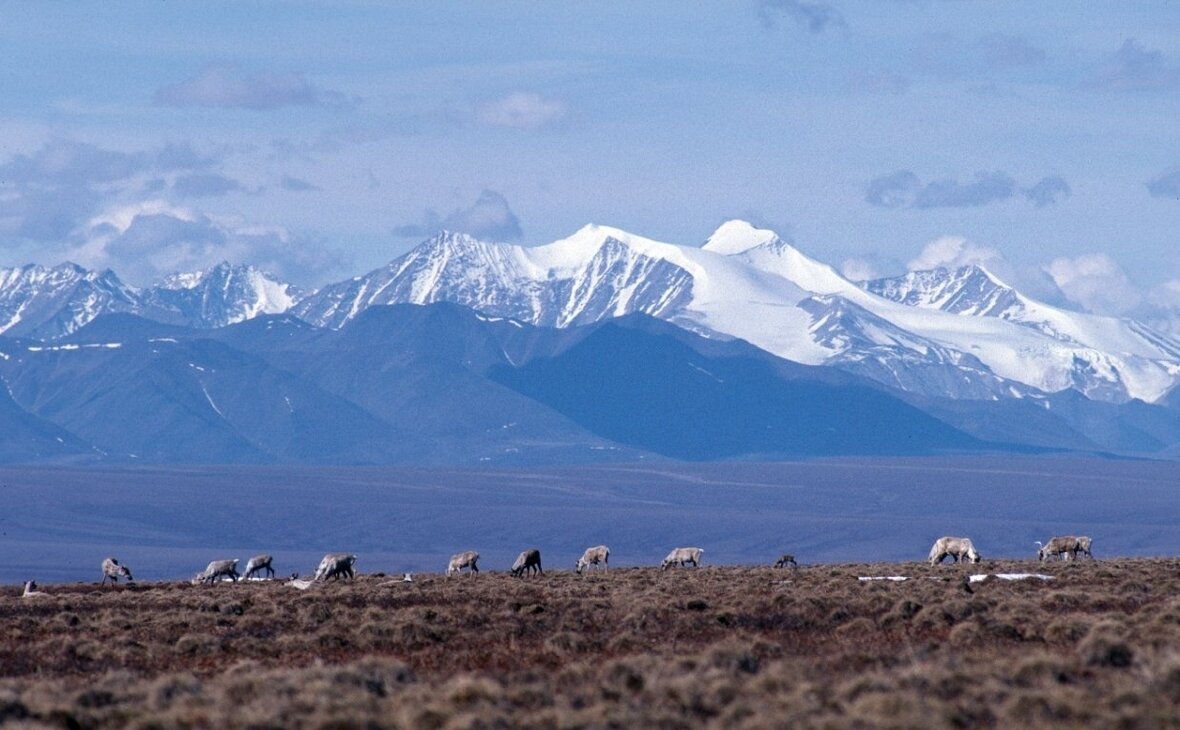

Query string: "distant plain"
[[2, 455, 1177, 585]]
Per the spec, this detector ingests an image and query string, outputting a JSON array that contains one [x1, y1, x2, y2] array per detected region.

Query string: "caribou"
[[1037, 536, 1094, 561], [661, 547, 704, 570], [192, 559, 241, 584], [313, 553, 357, 581], [773, 553, 799, 569], [101, 557, 133, 586], [510, 549, 543, 577], [243, 554, 276, 580], [447, 550, 480, 577], [576, 545, 610, 574], [928, 537, 981, 565]]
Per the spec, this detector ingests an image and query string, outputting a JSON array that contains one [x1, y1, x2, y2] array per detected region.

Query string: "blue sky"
[[2, 2, 1179, 328]]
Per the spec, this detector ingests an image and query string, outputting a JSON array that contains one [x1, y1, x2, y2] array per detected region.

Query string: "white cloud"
[[907, 235, 1004, 271], [73, 200, 340, 286], [475, 92, 566, 130], [393, 189, 523, 242], [840, 258, 879, 282], [1044, 253, 1142, 315]]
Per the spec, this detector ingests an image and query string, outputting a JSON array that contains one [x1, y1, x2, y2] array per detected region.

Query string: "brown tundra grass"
[[2, 558, 1180, 728]]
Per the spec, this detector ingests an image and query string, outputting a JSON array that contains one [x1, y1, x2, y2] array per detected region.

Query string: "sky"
[[1, 2, 1180, 330]]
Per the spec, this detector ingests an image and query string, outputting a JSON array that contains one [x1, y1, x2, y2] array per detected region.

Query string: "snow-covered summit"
[[700, 220, 779, 255], [864, 265, 1025, 319], [0, 262, 140, 339], [292, 223, 1180, 404], [0, 260, 299, 337], [146, 262, 299, 328], [8, 220, 1180, 406]]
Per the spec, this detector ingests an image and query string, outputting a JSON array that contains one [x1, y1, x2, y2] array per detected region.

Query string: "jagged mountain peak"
[[864, 264, 1025, 319], [0, 262, 140, 338], [159, 260, 237, 289], [6, 220, 1180, 407], [146, 262, 298, 327], [539, 223, 683, 270]]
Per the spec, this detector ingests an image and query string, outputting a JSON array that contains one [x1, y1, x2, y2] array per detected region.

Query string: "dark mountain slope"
[[487, 321, 990, 460]]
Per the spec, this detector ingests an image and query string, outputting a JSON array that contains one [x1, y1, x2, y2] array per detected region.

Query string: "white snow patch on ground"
[[27, 343, 121, 352], [969, 573, 1053, 583], [200, 384, 224, 417]]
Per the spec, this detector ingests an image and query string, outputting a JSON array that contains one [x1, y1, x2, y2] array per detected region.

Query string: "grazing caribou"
[[243, 554, 275, 580], [773, 553, 799, 569], [447, 551, 479, 577], [576, 545, 610, 574], [101, 557, 133, 586], [510, 548, 543, 577], [1037, 536, 1094, 561], [192, 559, 241, 584], [661, 547, 704, 570], [313, 553, 357, 581], [928, 537, 981, 565]]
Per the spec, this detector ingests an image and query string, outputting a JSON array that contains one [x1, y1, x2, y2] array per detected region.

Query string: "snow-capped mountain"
[[295, 220, 1180, 404], [144, 262, 299, 329], [291, 229, 698, 331], [7, 221, 1180, 406], [0, 261, 296, 337], [864, 265, 1025, 319], [0, 263, 141, 340]]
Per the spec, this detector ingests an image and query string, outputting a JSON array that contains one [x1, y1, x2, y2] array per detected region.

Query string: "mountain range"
[[2, 220, 1180, 463]]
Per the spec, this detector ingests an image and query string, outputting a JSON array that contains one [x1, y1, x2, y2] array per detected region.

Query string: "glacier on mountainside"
[[0, 261, 297, 337], [294, 220, 1180, 404], [8, 219, 1180, 405]]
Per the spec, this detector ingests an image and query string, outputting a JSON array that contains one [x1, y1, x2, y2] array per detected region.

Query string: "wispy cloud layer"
[[154, 65, 353, 110], [475, 92, 566, 130], [280, 175, 320, 193], [1024, 176, 1071, 208], [1086, 39, 1180, 92], [757, 0, 846, 33], [975, 33, 1047, 69], [866, 170, 1070, 209], [1147, 170, 1180, 200], [172, 172, 243, 198]]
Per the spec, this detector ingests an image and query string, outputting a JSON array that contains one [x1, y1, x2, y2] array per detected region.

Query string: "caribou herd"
[[12, 533, 1101, 595]]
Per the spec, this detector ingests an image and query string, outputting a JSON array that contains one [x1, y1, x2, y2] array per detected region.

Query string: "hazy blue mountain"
[[228, 304, 643, 464], [0, 359, 91, 461], [486, 320, 990, 459], [0, 334, 406, 463], [3, 301, 1180, 464]]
